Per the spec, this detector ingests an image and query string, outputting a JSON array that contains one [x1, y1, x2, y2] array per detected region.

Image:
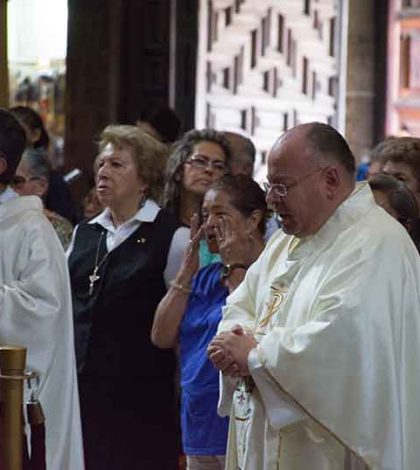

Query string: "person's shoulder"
[[1, 197, 48, 233], [155, 207, 180, 227], [193, 262, 225, 291], [44, 209, 73, 228], [197, 261, 224, 279], [335, 205, 418, 270], [355, 205, 412, 247]]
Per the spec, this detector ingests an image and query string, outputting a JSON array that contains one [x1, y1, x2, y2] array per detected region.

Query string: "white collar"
[[88, 199, 161, 229], [0, 186, 19, 204], [288, 182, 375, 259]]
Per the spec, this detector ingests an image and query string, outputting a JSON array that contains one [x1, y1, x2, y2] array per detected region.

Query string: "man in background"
[[223, 131, 256, 177]]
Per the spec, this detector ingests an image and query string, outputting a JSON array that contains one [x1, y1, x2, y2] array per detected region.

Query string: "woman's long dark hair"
[[163, 129, 232, 219], [9, 106, 50, 149]]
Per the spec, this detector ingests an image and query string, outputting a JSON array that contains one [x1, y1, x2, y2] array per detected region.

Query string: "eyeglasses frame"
[[263, 166, 327, 199]]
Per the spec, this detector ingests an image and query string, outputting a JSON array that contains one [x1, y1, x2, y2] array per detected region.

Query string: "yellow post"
[[0, 345, 26, 470], [0, 0, 9, 107]]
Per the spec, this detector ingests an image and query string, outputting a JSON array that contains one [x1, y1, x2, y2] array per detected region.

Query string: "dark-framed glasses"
[[185, 154, 227, 173], [263, 167, 325, 199]]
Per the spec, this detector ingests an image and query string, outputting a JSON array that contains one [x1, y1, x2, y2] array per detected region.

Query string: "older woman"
[[68, 125, 189, 469], [153, 175, 267, 470], [12, 147, 74, 249]]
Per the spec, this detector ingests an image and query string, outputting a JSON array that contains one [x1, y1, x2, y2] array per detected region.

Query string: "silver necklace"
[[88, 231, 110, 296]]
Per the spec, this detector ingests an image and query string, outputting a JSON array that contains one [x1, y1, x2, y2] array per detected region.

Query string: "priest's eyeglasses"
[[263, 167, 325, 198], [185, 154, 227, 173]]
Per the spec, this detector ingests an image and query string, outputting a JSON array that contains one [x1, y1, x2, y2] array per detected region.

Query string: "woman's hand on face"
[[215, 216, 250, 266], [176, 213, 204, 282]]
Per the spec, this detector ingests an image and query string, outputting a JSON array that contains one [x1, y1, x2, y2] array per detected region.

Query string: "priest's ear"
[[323, 166, 342, 199]]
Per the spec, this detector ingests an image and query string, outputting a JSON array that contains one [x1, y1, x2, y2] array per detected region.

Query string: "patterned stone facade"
[[195, 0, 341, 171]]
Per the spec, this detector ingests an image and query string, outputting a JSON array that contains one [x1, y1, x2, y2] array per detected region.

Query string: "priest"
[[208, 122, 420, 469], [0, 109, 84, 469]]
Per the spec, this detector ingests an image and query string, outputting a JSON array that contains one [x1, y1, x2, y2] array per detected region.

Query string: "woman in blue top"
[[152, 175, 267, 470]]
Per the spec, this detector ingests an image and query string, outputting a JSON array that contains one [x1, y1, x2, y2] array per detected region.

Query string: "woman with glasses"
[[164, 129, 232, 266], [153, 175, 268, 470]]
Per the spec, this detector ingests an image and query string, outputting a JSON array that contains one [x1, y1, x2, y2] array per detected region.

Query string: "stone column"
[[345, 0, 376, 161], [65, 0, 195, 201]]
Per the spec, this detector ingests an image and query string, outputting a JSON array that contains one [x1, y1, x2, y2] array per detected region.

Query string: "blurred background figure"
[[369, 173, 420, 253], [153, 175, 268, 470], [82, 185, 102, 220], [136, 106, 182, 144], [9, 105, 50, 149], [379, 137, 420, 211], [9, 105, 78, 223], [68, 125, 189, 470], [12, 147, 73, 249], [223, 131, 255, 177]]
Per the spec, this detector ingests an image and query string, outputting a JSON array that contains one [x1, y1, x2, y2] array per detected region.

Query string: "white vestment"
[[0, 196, 84, 469], [218, 183, 420, 470]]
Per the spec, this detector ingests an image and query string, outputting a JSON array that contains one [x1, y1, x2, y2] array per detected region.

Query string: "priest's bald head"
[[0, 109, 27, 187], [266, 122, 356, 238]]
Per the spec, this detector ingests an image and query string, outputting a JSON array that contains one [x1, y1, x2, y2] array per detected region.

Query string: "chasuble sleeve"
[[0, 199, 84, 470], [0, 217, 68, 378]]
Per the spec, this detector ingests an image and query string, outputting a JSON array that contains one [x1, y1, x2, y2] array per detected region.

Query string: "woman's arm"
[[151, 214, 203, 349]]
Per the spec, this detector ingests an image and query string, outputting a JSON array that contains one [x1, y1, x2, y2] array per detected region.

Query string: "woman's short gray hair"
[[21, 147, 52, 179], [98, 125, 169, 203]]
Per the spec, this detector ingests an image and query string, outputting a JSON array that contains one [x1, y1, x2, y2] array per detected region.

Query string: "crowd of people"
[[0, 105, 419, 470]]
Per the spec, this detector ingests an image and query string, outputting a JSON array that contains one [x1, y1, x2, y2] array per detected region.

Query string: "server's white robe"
[[218, 183, 420, 470], [0, 196, 84, 470]]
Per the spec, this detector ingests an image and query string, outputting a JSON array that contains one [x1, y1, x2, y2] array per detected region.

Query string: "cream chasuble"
[[0, 196, 84, 470], [218, 183, 420, 470]]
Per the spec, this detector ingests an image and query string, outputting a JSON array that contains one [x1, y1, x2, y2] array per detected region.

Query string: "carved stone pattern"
[[196, 0, 340, 170]]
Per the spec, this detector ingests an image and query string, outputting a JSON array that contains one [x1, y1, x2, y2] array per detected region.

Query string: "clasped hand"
[[207, 325, 258, 377]]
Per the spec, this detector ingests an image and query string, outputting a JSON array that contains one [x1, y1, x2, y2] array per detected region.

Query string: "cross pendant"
[[88, 270, 100, 296]]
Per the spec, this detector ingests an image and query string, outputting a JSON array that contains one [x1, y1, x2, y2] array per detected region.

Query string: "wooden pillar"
[[65, 0, 198, 202], [0, 0, 8, 107], [345, 0, 376, 160], [65, 0, 123, 199], [345, 0, 389, 159]]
